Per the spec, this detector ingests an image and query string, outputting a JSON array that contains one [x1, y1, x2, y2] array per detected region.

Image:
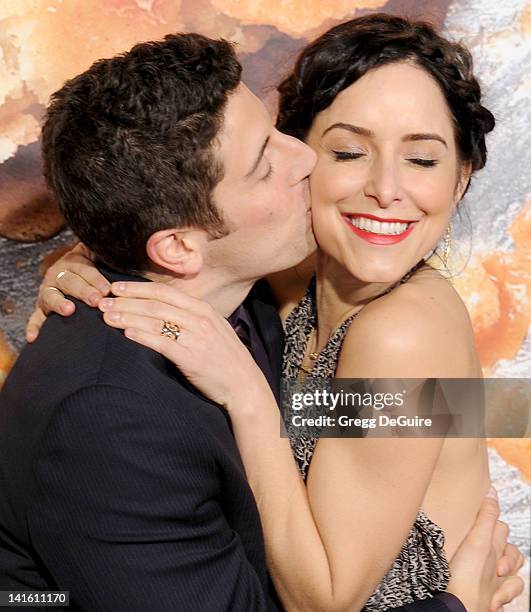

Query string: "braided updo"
[[277, 13, 494, 173]]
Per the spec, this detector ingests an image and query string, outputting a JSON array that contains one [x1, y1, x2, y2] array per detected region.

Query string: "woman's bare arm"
[[93, 280, 521, 611]]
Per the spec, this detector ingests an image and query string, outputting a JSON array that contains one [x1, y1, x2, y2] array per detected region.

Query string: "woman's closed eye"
[[332, 150, 365, 161], [406, 157, 439, 167], [330, 149, 439, 167]]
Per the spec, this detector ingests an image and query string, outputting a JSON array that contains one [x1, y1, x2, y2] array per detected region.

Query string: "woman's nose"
[[363, 158, 403, 207]]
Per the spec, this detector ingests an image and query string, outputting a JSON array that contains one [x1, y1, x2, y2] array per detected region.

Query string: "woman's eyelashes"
[[332, 150, 365, 161], [406, 157, 439, 167], [331, 150, 439, 167]]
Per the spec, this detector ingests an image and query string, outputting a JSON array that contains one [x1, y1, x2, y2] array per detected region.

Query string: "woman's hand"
[[99, 281, 272, 409], [447, 488, 525, 612], [26, 243, 110, 342]]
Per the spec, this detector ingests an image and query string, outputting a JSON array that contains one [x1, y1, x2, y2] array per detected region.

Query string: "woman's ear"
[[146, 228, 207, 277], [454, 161, 473, 207]]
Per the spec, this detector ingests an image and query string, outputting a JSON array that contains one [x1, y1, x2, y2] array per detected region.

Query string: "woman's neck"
[[313, 253, 397, 353]]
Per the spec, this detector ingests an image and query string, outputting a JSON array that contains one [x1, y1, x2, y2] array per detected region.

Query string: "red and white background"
[[0, 1, 529, 608]]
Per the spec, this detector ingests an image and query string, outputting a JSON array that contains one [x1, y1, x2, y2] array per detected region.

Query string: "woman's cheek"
[[406, 168, 456, 216], [310, 159, 362, 206], [310, 202, 345, 260]]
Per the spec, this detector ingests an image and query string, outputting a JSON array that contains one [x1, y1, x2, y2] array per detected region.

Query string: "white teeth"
[[349, 217, 409, 235]]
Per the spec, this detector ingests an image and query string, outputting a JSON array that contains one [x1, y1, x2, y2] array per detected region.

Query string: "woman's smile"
[[341, 212, 420, 245]]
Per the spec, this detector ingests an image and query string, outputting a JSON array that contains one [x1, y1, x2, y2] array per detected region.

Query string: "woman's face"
[[306, 61, 470, 283]]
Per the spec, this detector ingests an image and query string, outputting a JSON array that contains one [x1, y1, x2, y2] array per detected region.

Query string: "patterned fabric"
[[282, 269, 450, 610]]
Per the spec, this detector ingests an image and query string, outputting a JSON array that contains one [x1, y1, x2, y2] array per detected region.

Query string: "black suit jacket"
[[0, 267, 284, 611], [0, 267, 457, 611]]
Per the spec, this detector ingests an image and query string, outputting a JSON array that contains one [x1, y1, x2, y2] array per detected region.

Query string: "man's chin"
[[286, 239, 318, 270], [305, 231, 318, 256]]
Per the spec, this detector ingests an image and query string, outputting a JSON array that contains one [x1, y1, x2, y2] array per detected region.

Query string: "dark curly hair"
[[42, 33, 242, 274], [277, 13, 494, 175]]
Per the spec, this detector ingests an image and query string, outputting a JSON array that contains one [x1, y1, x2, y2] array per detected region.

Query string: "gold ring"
[[45, 287, 62, 295], [160, 321, 181, 341], [56, 270, 67, 282]]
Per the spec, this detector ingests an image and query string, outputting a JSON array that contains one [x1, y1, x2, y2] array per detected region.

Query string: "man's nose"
[[284, 134, 317, 185]]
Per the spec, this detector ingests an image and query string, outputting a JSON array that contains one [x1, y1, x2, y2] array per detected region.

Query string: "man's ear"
[[146, 228, 207, 277], [454, 161, 473, 207]]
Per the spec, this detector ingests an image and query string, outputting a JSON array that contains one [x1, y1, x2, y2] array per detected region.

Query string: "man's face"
[[205, 84, 317, 282]]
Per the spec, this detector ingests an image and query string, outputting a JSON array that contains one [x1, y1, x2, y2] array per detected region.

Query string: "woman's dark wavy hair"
[[43, 33, 242, 274], [277, 13, 495, 175]]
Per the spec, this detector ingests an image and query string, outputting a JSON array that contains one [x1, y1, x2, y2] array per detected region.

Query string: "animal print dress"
[[282, 274, 450, 610]]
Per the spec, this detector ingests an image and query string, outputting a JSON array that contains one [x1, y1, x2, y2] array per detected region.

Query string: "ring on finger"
[[45, 286, 63, 295], [56, 270, 67, 283], [160, 320, 181, 341]]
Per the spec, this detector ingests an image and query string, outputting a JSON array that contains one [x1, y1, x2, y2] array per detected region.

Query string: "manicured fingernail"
[[486, 486, 498, 500], [99, 284, 111, 294], [100, 298, 114, 310], [113, 282, 126, 293], [26, 331, 36, 342], [107, 312, 121, 321], [89, 293, 101, 306]]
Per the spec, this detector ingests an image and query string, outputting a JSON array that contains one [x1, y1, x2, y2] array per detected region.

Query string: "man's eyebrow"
[[245, 136, 270, 178], [403, 133, 448, 148], [322, 123, 374, 138]]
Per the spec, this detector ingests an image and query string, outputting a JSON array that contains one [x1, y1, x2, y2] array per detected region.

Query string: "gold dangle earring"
[[442, 223, 452, 269]]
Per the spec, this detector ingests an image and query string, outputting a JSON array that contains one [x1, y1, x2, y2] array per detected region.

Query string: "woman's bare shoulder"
[[337, 266, 481, 378], [390, 264, 474, 320]]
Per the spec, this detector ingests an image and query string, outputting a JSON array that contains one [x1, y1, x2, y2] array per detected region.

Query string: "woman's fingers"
[[40, 242, 110, 309], [103, 291, 267, 408], [38, 286, 75, 316], [53, 243, 110, 295], [467, 487, 500, 550], [37, 241, 110, 314], [99, 297, 166, 318], [25, 307, 47, 343], [492, 520, 510, 562], [55, 265, 110, 297], [490, 575, 525, 610], [111, 281, 210, 313], [99, 296, 211, 326], [497, 542, 524, 577], [100, 295, 237, 346], [103, 309, 193, 342], [54, 270, 102, 307], [123, 326, 192, 364]]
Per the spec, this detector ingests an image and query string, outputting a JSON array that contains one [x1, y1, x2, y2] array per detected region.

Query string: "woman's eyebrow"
[[321, 123, 448, 149], [403, 133, 448, 148], [321, 122, 374, 138]]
